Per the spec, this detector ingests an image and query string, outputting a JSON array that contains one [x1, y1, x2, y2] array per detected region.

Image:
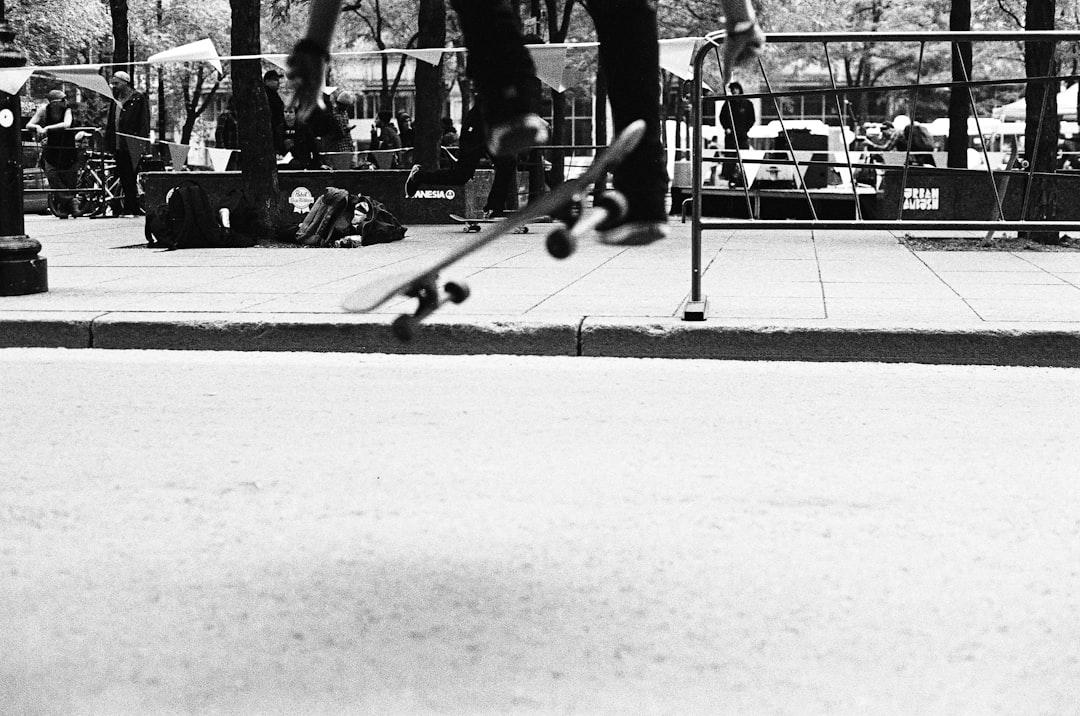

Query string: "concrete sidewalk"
[[3, 213, 1080, 364]]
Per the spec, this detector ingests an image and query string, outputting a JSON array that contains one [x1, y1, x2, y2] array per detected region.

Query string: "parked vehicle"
[[21, 139, 48, 213]]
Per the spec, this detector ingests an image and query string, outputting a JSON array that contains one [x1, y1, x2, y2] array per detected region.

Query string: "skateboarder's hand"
[[287, 39, 329, 122], [721, 21, 765, 89]]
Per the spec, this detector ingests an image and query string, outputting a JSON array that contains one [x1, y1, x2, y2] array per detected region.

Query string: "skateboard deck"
[[342, 119, 646, 339], [449, 213, 531, 233]]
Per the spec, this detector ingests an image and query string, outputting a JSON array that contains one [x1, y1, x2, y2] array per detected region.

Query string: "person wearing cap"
[[105, 70, 151, 216], [323, 91, 356, 169], [263, 69, 286, 155], [27, 89, 79, 218]]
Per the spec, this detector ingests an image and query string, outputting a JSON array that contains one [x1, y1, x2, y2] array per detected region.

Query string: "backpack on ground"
[[295, 187, 358, 247], [351, 195, 406, 247], [145, 182, 255, 249]]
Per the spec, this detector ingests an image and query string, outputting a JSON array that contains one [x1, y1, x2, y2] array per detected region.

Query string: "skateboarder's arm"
[[287, 0, 342, 120]]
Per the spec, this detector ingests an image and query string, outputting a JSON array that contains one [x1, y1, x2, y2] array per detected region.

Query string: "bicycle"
[[46, 129, 125, 219]]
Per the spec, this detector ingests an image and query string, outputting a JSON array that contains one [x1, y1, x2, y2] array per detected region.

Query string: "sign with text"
[[903, 187, 939, 211]]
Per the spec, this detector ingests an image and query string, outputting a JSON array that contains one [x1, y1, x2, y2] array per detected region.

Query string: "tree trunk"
[[414, 0, 446, 169], [1023, 0, 1059, 245], [230, 0, 281, 237], [108, 0, 130, 73], [947, 0, 972, 168]]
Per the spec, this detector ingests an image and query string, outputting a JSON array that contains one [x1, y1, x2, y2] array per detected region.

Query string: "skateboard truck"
[[545, 190, 629, 259], [392, 279, 471, 341]]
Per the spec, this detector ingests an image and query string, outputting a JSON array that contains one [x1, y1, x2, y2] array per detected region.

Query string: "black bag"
[[145, 182, 254, 249], [353, 195, 406, 246], [219, 189, 260, 246], [295, 187, 358, 247]]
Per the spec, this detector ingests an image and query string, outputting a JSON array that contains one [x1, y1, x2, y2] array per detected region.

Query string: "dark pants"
[[414, 107, 518, 214], [115, 149, 141, 213], [42, 160, 78, 216], [721, 131, 750, 183], [450, 0, 668, 222]]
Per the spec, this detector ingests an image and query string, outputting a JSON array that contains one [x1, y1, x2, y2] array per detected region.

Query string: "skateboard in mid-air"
[[341, 120, 645, 341]]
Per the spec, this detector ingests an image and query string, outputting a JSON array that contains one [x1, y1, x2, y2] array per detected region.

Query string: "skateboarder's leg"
[[448, 0, 548, 156], [407, 105, 487, 193], [485, 156, 518, 215], [583, 0, 669, 245]]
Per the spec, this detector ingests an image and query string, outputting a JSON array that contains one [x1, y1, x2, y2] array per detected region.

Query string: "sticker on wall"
[[289, 186, 315, 214], [903, 187, 939, 211], [409, 189, 456, 200]]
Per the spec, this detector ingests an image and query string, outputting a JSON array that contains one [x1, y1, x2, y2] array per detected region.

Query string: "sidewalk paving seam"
[[1013, 252, 1080, 290], [809, 230, 829, 319], [901, 245, 988, 322]]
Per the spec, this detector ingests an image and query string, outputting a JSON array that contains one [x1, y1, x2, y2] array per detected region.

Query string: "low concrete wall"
[[141, 169, 495, 224]]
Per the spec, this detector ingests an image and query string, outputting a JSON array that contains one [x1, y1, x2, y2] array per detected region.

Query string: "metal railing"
[[684, 30, 1080, 320]]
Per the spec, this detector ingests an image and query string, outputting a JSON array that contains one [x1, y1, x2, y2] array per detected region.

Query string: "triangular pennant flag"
[[41, 67, 117, 105], [0, 67, 34, 95], [562, 67, 587, 90], [207, 147, 234, 171], [659, 38, 699, 80], [123, 135, 153, 167], [264, 55, 288, 70], [167, 142, 189, 171], [148, 38, 222, 75], [529, 45, 568, 92], [401, 49, 445, 66]]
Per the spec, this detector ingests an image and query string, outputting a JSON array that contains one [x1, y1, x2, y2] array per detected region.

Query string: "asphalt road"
[[2, 349, 1078, 715]]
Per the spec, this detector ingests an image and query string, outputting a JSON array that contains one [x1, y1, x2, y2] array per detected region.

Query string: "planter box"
[[141, 169, 494, 224]]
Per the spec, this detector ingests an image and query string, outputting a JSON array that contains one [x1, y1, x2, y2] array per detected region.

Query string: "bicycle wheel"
[[72, 167, 106, 218]]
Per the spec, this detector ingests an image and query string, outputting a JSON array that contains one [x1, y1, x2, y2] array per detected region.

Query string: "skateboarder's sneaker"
[[405, 164, 421, 198], [488, 113, 548, 157], [598, 220, 669, 247]]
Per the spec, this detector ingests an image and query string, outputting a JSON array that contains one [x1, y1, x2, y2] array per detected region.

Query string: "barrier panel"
[[685, 30, 1080, 320]]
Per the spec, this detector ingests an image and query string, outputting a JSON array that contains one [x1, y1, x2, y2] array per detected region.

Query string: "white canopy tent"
[[992, 84, 1078, 121]]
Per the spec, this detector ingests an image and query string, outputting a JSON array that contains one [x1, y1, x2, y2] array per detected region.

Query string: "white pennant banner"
[[659, 38, 700, 80], [0, 68, 34, 96], [401, 49, 446, 66], [207, 147, 234, 171], [42, 67, 119, 105], [529, 45, 569, 93], [264, 54, 288, 70], [148, 38, 223, 75]]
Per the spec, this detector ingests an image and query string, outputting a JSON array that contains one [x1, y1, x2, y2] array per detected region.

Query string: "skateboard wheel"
[[467, 225, 481, 233], [391, 314, 419, 341], [445, 281, 470, 304], [546, 227, 576, 259]]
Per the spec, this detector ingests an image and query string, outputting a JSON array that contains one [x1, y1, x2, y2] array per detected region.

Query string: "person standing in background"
[[719, 81, 755, 186], [105, 71, 151, 216], [27, 89, 79, 218], [263, 70, 287, 155]]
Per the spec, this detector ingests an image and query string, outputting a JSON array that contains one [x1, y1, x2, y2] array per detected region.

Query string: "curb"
[[3, 312, 1080, 366], [581, 318, 1080, 367], [0, 312, 102, 349], [90, 313, 580, 356]]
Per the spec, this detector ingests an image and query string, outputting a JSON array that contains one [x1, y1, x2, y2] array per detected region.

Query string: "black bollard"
[[0, 1, 47, 296]]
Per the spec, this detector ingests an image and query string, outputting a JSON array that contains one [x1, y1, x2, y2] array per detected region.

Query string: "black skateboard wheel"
[[445, 281, 470, 304], [391, 314, 419, 341], [546, 228, 576, 259]]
